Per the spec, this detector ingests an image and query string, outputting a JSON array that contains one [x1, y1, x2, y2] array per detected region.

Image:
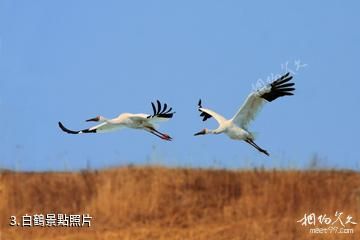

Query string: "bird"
[[194, 72, 295, 156], [58, 100, 175, 141]]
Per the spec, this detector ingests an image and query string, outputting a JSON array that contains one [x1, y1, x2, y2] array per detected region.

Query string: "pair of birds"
[[59, 72, 295, 156]]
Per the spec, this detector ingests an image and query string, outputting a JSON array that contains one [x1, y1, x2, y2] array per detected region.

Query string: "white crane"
[[194, 72, 295, 156], [58, 100, 175, 141]]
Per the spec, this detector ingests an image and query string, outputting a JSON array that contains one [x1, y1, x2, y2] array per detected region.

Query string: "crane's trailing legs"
[[146, 126, 172, 141], [245, 139, 269, 156]]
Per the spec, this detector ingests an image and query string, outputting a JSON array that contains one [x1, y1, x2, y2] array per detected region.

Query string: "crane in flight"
[[194, 72, 295, 156], [58, 100, 175, 141]]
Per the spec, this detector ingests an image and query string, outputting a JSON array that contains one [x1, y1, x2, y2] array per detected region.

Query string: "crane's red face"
[[194, 129, 207, 136]]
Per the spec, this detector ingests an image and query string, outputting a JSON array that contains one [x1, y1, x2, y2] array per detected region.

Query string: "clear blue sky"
[[1, 1, 359, 171]]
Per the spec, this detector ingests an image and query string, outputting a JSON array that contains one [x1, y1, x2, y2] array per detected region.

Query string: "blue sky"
[[1, 1, 359, 171]]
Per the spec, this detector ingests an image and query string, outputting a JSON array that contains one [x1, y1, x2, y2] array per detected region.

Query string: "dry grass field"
[[0, 166, 359, 239]]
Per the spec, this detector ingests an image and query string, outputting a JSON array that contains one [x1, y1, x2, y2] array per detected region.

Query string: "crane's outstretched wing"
[[58, 121, 123, 134], [231, 72, 295, 129], [146, 100, 175, 122], [197, 99, 227, 125]]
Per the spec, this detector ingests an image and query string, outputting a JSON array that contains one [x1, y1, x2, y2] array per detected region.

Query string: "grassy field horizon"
[[1, 166, 359, 239]]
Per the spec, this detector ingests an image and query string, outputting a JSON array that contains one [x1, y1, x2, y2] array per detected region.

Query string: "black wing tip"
[[202, 116, 210, 121], [197, 100, 212, 121], [279, 87, 295, 92], [262, 73, 295, 102], [149, 100, 175, 119], [273, 73, 294, 86], [58, 121, 97, 134], [261, 91, 295, 102], [156, 100, 161, 114], [156, 112, 175, 118], [204, 115, 212, 121], [58, 121, 67, 131], [58, 121, 79, 134]]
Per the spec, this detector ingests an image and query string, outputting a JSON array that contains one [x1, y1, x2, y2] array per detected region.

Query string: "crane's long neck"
[[194, 127, 225, 136], [208, 127, 224, 135], [98, 116, 108, 122]]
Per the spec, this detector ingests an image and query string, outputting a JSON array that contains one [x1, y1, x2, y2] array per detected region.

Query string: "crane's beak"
[[86, 116, 99, 122], [194, 129, 206, 136]]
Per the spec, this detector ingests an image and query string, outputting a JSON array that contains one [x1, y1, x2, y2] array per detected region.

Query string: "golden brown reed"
[[0, 166, 359, 239]]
